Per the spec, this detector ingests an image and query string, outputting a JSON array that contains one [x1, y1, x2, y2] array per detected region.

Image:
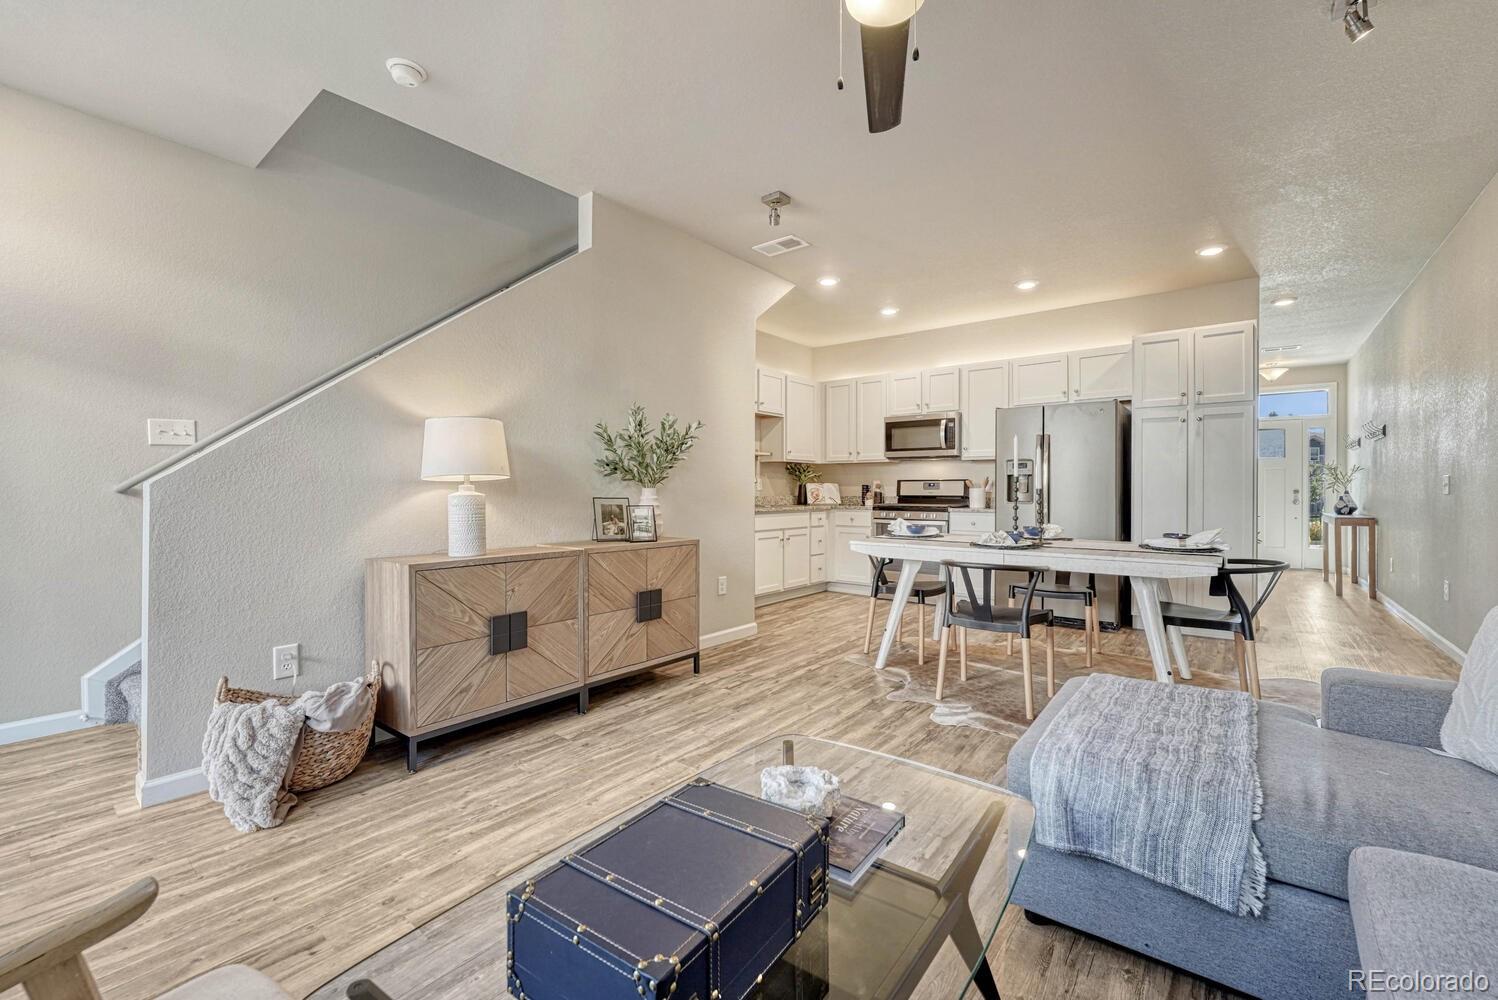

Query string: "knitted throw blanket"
[[1029, 673, 1267, 916], [202, 699, 305, 833]]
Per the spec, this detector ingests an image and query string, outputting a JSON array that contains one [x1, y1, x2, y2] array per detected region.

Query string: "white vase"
[[638, 486, 662, 536]]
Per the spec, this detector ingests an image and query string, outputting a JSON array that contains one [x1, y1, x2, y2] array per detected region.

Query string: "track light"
[[1343, 0, 1374, 42]]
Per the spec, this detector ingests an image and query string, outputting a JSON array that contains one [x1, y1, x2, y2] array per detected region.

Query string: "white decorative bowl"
[[760, 765, 841, 817]]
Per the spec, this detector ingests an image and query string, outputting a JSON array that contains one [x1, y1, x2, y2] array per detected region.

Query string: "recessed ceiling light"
[[817, 275, 840, 287], [1014, 279, 1039, 291], [1271, 295, 1298, 307], [1195, 244, 1228, 257], [880, 306, 900, 317]]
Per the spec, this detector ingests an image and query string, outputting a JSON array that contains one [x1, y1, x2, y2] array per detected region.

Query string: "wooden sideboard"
[[366, 538, 699, 770]]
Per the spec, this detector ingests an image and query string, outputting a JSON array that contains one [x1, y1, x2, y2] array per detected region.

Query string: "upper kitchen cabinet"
[[854, 376, 887, 462], [885, 367, 958, 415], [783, 375, 819, 461], [823, 379, 855, 462], [755, 367, 786, 416], [1010, 353, 1070, 406], [959, 361, 1009, 460], [1069, 345, 1133, 401], [1192, 323, 1256, 404], [1132, 330, 1191, 408]]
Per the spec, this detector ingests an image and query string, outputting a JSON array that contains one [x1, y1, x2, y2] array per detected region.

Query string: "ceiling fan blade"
[[858, 20, 910, 134]]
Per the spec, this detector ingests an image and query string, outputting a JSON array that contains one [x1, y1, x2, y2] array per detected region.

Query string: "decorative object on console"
[[760, 764, 842, 817], [594, 404, 703, 535], [421, 417, 510, 558], [627, 504, 658, 542], [591, 497, 628, 542], [1325, 462, 1365, 516]]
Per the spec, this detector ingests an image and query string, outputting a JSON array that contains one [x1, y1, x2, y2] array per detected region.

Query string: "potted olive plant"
[[594, 404, 704, 533], [1323, 462, 1365, 516]]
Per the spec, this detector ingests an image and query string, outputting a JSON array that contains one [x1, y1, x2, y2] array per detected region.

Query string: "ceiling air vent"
[[752, 234, 811, 257]]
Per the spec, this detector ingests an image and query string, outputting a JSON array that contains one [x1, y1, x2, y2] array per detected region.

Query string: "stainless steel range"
[[872, 479, 969, 535]]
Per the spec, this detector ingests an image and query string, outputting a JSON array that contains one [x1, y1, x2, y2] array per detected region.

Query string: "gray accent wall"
[[141, 195, 790, 779], [1348, 172, 1498, 655]]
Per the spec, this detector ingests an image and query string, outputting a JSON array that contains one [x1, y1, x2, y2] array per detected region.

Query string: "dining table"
[[850, 535, 1227, 684]]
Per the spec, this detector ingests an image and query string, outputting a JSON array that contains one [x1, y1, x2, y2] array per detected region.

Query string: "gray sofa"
[[1005, 668, 1498, 1000]]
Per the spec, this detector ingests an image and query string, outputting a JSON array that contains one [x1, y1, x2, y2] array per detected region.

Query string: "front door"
[[1257, 419, 1305, 568]]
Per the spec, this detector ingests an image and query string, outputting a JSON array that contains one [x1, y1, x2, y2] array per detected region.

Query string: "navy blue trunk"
[[508, 780, 831, 1000]]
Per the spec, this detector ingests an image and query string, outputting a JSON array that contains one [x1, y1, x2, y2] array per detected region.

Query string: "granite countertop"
[[754, 499, 870, 514]]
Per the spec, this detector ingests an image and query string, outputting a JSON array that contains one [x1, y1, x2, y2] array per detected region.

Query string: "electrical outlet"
[[1441, 474, 1451, 495], [1443, 580, 1450, 602], [147, 418, 197, 446], [717, 575, 728, 596], [272, 643, 299, 680]]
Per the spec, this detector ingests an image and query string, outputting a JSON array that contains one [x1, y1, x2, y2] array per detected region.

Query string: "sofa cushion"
[[1349, 847, 1498, 996], [1008, 677, 1498, 901], [1441, 605, 1498, 775]]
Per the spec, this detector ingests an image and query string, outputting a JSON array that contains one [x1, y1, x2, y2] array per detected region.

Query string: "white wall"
[[1348, 171, 1498, 654], [0, 84, 572, 724], [754, 331, 814, 377], [140, 196, 790, 780]]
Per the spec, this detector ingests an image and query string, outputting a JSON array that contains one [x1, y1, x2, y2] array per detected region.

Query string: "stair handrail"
[[113, 245, 577, 495]]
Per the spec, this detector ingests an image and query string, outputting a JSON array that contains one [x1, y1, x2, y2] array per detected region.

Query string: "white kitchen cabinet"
[[923, 366, 961, 412], [1070, 345, 1133, 401], [854, 377, 887, 462], [1011, 353, 1071, 406], [1193, 323, 1256, 404], [783, 375, 819, 461], [1191, 401, 1255, 551], [782, 527, 811, 590], [960, 361, 1010, 460], [886, 371, 924, 416], [1131, 406, 1190, 544], [949, 509, 996, 534], [1133, 331, 1192, 409], [810, 554, 827, 583], [755, 367, 787, 416], [822, 380, 855, 462], [833, 527, 874, 586], [754, 529, 785, 595]]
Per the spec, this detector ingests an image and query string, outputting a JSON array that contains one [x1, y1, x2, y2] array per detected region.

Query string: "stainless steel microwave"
[[883, 412, 961, 459]]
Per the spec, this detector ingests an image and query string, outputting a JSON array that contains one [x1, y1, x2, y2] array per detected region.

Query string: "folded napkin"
[[1145, 528, 1225, 549], [978, 531, 1030, 547]]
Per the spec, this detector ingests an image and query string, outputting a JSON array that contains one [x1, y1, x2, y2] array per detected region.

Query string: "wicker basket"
[[213, 661, 380, 793]]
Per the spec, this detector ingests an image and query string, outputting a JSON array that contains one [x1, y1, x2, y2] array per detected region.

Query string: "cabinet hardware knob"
[[1180, 391, 1186, 398], [1196, 416, 1204, 422], [1196, 389, 1203, 396], [1179, 417, 1186, 423]]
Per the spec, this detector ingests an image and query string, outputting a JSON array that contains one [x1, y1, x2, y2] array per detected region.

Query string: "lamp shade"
[[845, 0, 923, 28], [421, 417, 510, 482]]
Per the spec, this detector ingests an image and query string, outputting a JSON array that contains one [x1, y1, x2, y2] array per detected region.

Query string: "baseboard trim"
[[1367, 586, 1466, 665], [136, 766, 208, 808], [0, 710, 99, 747], [81, 638, 142, 721], [700, 622, 758, 649]]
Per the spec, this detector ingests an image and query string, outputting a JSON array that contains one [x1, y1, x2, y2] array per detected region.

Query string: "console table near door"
[[1323, 515, 1377, 600]]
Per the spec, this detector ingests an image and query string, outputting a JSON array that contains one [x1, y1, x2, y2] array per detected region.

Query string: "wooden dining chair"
[[1158, 558, 1289, 699], [1005, 571, 1100, 667], [938, 561, 1054, 719], [864, 557, 951, 665]]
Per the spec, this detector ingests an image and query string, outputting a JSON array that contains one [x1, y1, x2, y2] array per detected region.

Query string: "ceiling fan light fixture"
[[844, 0, 924, 28]]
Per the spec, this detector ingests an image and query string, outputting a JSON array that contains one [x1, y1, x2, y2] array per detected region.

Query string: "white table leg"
[[1129, 576, 1176, 683], [1155, 579, 1193, 680], [874, 560, 923, 670]]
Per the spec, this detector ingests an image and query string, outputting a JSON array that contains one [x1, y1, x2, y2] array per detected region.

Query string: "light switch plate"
[[1441, 474, 1451, 495], [147, 418, 197, 446]]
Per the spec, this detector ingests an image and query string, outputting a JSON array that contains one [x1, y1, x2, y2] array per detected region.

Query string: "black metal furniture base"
[[378, 651, 701, 772]]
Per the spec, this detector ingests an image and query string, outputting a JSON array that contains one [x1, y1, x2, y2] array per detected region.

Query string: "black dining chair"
[[1158, 558, 1289, 699], [938, 561, 1054, 719], [1005, 571, 1100, 667], [864, 557, 951, 666]]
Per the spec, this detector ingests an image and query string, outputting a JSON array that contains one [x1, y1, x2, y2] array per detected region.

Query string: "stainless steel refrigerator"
[[993, 400, 1132, 627]]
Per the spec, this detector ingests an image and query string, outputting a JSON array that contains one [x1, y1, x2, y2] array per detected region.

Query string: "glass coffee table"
[[498, 734, 1033, 1000]]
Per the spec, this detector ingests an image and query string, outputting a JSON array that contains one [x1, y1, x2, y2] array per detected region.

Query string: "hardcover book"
[[827, 796, 905, 886], [507, 780, 829, 1000]]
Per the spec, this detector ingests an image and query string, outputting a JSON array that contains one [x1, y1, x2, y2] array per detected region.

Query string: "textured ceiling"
[[3, 0, 1496, 362]]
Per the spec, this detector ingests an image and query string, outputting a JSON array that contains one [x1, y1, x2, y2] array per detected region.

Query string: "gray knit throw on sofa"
[[1029, 673, 1267, 916]]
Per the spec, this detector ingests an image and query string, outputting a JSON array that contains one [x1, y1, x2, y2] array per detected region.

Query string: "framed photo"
[[592, 497, 630, 542], [805, 482, 841, 506], [627, 504, 658, 543]]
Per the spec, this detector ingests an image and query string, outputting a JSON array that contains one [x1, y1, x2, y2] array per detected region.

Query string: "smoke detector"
[[385, 58, 428, 88], [752, 234, 812, 257]]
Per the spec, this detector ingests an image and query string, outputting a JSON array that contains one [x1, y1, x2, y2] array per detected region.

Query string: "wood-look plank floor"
[[0, 572, 1459, 1000]]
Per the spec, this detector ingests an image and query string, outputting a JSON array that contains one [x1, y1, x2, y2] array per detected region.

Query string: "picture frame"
[[626, 504, 658, 543], [805, 482, 841, 506], [592, 497, 630, 542]]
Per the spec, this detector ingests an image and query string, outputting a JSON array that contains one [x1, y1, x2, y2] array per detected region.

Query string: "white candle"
[[1011, 435, 1018, 470]]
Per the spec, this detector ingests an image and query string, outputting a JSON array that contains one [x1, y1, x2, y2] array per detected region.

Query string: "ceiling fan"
[[842, 0, 924, 133]]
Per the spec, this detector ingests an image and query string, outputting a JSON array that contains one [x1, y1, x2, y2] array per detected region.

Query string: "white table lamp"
[[421, 417, 510, 557]]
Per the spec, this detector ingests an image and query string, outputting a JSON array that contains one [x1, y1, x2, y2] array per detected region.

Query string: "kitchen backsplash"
[[758, 459, 996, 502]]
